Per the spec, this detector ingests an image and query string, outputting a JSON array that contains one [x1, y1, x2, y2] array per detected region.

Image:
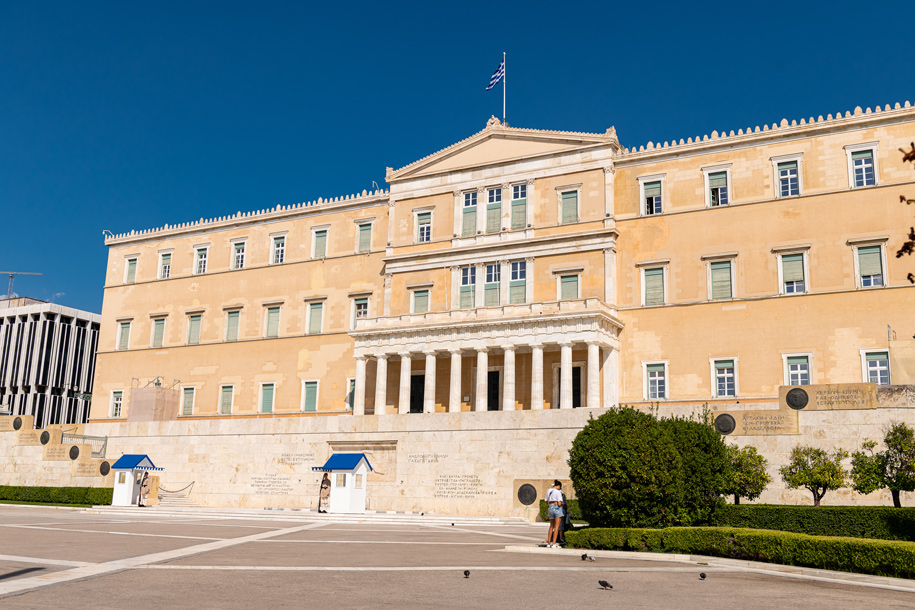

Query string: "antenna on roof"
[[372, 181, 379, 190]]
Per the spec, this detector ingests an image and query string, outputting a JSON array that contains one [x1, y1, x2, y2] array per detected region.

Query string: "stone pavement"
[[0, 505, 913, 609]]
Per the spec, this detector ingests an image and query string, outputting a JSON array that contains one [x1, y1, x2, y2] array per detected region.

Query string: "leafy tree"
[[779, 445, 848, 507], [660, 414, 730, 524], [725, 444, 771, 505], [851, 423, 915, 507]]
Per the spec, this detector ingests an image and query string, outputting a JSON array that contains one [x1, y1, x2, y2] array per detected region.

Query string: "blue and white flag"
[[485, 60, 504, 90]]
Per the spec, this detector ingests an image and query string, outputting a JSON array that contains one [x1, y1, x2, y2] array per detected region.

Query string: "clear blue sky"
[[2, 1, 912, 312]]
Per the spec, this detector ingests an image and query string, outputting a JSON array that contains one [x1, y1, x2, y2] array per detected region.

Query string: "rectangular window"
[[486, 188, 501, 233], [220, 385, 233, 415], [260, 383, 275, 413], [858, 245, 884, 287], [336, 473, 346, 487], [272, 236, 286, 264], [303, 381, 318, 412], [233, 243, 245, 270], [561, 191, 578, 224], [125, 258, 137, 284], [152, 318, 165, 348], [117, 322, 131, 351], [308, 302, 323, 334], [484, 263, 501, 306], [644, 267, 664, 306], [560, 275, 579, 300], [709, 171, 729, 206], [416, 212, 431, 243], [644, 181, 662, 215], [225, 310, 240, 341], [852, 150, 876, 187], [357, 224, 372, 253], [462, 192, 477, 237], [509, 261, 526, 304], [187, 314, 201, 345], [265, 306, 280, 338], [194, 248, 208, 275], [782, 253, 805, 293], [354, 298, 368, 328], [715, 360, 736, 397], [511, 184, 527, 230], [647, 363, 666, 399], [459, 266, 476, 309], [347, 379, 356, 411], [110, 390, 123, 418], [313, 230, 327, 258], [865, 351, 890, 385], [159, 253, 171, 279], [787, 356, 809, 386], [710, 261, 733, 300], [413, 290, 429, 314], [778, 161, 799, 197], [181, 387, 195, 416]]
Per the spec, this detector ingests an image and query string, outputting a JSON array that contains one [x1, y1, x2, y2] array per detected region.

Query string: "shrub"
[[724, 444, 770, 505], [0, 486, 113, 506], [780, 445, 848, 506], [566, 526, 915, 579], [712, 504, 915, 541], [851, 423, 915, 507]]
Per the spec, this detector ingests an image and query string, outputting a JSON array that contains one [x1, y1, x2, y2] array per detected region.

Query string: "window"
[[124, 258, 137, 284], [151, 318, 165, 348], [846, 143, 878, 188], [462, 192, 477, 237], [560, 190, 578, 224], [346, 378, 355, 411], [272, 235, 286, 264], [786, 356, 810, 386], [486, 188, 502, 233], [187, 314, 202, 345], [857, 245, 884, 287], [260, 383, 275, 413], [778, 162, 799, 196], [232, 242, 245, 270], [194, 247, 208, 274], [781, 253, 806, 294], [459, 266, 476, 309], [308, 302, 323, 334], [225, 310, 240, 341], [313, 229, 328, 258], [708, 171, 729, 206], [643, 267, 665, 306], [336, 473, 346, 487], [357, 223, 372, 253], [302, 381, 318, 412], [559, 274, 579, 300], [710, 261, 733, 300], [484, 264, 501, 306], [265, 306, 280, 338], [220, 385, 234, 415], [416, 212, 431, 243], [353, 298, 368, 328], [110, 390, 123, 418], [181, 387, 195, 416], [511, 184, 527, 230], [644, 181, 662, 215], [645, 363, 667, 400], [158, 253, 171, 279], [510, 261, 526, 304], [413, 290, 430, 314], [117, 322, 131, 351], [713, 359, 737, 397], [862, 351, 890, 385]]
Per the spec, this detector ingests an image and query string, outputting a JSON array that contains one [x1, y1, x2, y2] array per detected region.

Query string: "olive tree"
[[779, 445, 848, 507], [851, 423, 915, 507], [725, 444, 770, 505]]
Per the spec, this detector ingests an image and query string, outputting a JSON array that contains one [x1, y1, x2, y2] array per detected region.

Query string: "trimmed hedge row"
[[539, 499, 582, 522], [567, 526, 915, 579], [0, 486, 113, 506], [712, 504, 915, 542]]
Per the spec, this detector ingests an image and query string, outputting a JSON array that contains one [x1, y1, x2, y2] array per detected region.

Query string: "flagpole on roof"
[[502, 51, 506, 125]]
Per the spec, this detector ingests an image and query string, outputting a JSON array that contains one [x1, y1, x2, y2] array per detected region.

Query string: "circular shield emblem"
[[40, 431, 50, 445], [517, 483, 538, 506], [68, 446, 80, 460], [715, 414, 736, 435], [99, 461, 111, 476], [12, 417, 22, 431], [786, 388, 809, 410]]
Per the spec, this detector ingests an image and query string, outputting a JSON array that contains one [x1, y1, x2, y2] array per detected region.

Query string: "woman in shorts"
[[544, 480, 564, 548]]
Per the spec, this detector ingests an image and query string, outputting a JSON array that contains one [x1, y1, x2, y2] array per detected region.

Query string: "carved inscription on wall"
[[779, 383, 877, 411], [742, 413, 794, 435], [250, 474, 293, 496], [433, 474, 497, 499], [17, 431, 41, 445], [42, 446, 69, 460], [408, 453, 448, 464], [279, 453, 315, 466]]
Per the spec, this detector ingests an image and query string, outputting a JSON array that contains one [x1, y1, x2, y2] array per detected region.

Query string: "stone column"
[[604, 246, 616, 305], [423, 352, 436, 414], [449, 349, 462, 413], [476, 186, 486, 235], [603, 166, 615, 228], [475, 348, 488, 412], [531, 344, 544, 410], [499, 260, 510, 305], [374, 355, 388, 415], [604, 347, 619, 408], [587, 343, 600, 409], [354, 356, 366, 416], [398, 353, 411, 414], [502, 346, 515, 411], [560, 343, 573, 409], [474, 263, 484, 308]]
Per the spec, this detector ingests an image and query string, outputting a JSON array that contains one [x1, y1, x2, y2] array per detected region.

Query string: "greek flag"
[[485, 60, 504, 90]]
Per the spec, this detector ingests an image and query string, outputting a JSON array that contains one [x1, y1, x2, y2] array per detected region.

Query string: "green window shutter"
[[866, 352, 888, 361], [220, 386, 233, 414], [152, 319, 164, 348], [782, 254, 804, 282], [561, 192, 578, 224], [716, 359, 734, 369], [266, 307, 280, 338], [188, 315, 201, 345], [560, 275, 578, 299], [462, 208, 477, 236], [708, 172, 727, 188], [182, 388, 194, 416], [126, 259, 137, 283], [484, 284, 500, 306], [118, 323, 130, 351], [314, 231, 327, 258], [644, 268, 664, 306], [858, 246, 882, 277], [486, 204, 501, 233], [303, 381, 318, 412], [509, 280, 526, 304], [226, 311, 239, 341], [778, 160, 797, 172], [710, 261, 732, 300], [347, 379, 355, 410], [413, 290, 429, 313], [161, 253, 171, 269], [261, 384, 274, 413], [459, 286, 474, 309], [644, 181, 661, 197], [851, 150, 873, 161], [646, 363, 665, 372], [308, 303, 323, 334], [358, 224, 372, 253], [511, 200, 526, 229], [787, 356, 808, 365]]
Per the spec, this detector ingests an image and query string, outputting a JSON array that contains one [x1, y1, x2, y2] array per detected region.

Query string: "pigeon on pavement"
[[581, 553, 588, 561], [699, 573, 707, 580], [464, 570, 470, 579], [598, 580, 613, 590]]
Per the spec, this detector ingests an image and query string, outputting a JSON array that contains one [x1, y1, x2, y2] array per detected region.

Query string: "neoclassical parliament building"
[[79, 102, 915, 514]]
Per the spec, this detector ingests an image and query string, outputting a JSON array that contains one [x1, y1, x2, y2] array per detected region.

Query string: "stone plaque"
[[779, 384, 877, 411], [517, 484, 537, 506], [714, 409, 799, 436], [17, 430, 42, 446], [0, 415, 33, 432], [43, 445, 70, 460], [73, 461, 101, 477]]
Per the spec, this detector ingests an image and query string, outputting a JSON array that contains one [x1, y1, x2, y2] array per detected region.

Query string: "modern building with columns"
[[77, 102, 915, 514]]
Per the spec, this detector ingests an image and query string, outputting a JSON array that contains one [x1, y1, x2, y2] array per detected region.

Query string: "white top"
[[545, 488, 563, 504]]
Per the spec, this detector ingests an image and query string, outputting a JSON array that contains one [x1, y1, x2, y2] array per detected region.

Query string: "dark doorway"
[[410, 375, 424, 413], [572, 366, 582, 408], [487, 371, 499, 411]]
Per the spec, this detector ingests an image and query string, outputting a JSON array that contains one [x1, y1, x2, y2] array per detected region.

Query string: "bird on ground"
[[699, 573, 707, 580], [588, 556, 596, 562], [464, 570, 470, 579], [598, 580, 612, 590], [581, 553, 588, 561]]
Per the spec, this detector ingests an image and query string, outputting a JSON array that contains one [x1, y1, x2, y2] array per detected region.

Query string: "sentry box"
[[110, 454, 163, 506], [312, 453, 373, 514]]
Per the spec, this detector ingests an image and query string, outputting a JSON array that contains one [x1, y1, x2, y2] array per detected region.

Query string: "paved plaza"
[[0, 505, 912, 609]]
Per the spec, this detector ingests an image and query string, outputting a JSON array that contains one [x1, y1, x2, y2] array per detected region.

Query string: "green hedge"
[[0, 486, 113, 506], [567, 526, 915, 579], [712, 504, 915, 542], [539, 499, 582, 522]]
